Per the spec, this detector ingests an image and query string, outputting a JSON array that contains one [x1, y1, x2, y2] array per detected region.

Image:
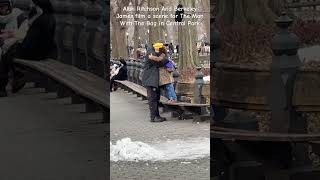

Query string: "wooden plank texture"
[[14, 58, 109, 108]]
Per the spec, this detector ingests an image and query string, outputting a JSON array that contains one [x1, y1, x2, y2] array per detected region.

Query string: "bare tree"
[[132, 0, 146, 58], [111, 0, 130, 58], [148, 0, 166, 44], [178, 0, 199, 69], [200, 0, 210, 40]]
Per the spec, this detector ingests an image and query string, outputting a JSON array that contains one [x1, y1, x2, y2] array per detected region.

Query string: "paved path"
[[111, 89, 210, 180], [0, 84, 107, 180]]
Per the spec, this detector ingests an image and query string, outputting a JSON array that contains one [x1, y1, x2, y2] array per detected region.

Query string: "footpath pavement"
[[110, 89, 210, 180], [0, 84, 107, 180]]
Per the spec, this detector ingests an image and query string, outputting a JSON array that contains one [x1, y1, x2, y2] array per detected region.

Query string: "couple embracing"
[[142, 42, 177, 123]]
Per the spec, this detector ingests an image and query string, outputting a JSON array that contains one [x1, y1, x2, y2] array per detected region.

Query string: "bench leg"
[[71, 94, 84, 104], [102, 108, 109, 123], [23, 71, 34, 83], [85, 101, 100, 113], [171, 111, 185, 119], [193, 114, 203, 122], [45, 78, 57, 93], [57, 85, 71, 98], [162, 107, 170, 113], [34, 76, 47, 88]]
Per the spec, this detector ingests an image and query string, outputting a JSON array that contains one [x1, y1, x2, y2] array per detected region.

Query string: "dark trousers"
[[146, 86, 160, 119], [110, 75, 126, 90], [0, 46, 17, 89]]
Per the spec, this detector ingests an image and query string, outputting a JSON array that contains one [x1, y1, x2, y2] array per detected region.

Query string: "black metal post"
[[270, 12, 301, 133], [194, 67, 204, 104]]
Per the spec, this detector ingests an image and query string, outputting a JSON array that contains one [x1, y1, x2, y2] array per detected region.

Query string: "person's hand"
[[148, 54, 155, 59], [149, 54, 163, 61], [0, 30, 15, 39]]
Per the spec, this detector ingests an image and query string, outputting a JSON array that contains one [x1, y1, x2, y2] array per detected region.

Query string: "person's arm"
[[148, 53, 169, 67], [1, 17, 29, 54], [155, 56, 169, 67], [148, 53, 165, 62], [145, 48, 168, 65], [167, 67, 175, 72]]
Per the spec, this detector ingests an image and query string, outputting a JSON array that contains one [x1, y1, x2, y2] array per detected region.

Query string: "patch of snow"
[[203, 76, 210, 82], [110, 138, 163, 162], [298, 46, 320, 62], [181, 162, 191, 164], [110, 137, 209, 162]]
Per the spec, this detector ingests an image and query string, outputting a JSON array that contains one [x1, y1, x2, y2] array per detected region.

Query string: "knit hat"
[[153, 43, 164, 50]]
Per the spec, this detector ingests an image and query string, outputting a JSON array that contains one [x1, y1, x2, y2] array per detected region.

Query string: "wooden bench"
[[14, 58, 108, 123], [114, 80, 209, 121]]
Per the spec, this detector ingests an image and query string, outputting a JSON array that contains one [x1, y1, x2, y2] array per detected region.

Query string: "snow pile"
[[153, 138, 210, 160], [110, 138, 164, 162], [203, 76, 210, 82], [110, 137, 210, 162]]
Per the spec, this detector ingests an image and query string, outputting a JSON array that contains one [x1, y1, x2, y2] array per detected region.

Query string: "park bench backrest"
[[71, 0, 87, 70], [52, 0, 106, 79], [85, 0, 105, 78], [62, 1, 73, 65]]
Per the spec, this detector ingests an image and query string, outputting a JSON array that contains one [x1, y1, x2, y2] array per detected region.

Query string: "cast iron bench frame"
[[114, 80, 209, 121], [14, 58, 108, 123]]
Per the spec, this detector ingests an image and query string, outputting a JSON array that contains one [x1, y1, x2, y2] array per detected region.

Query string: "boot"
[[0, 88, 7, 97], [151, 116, 164, 122], [0, 78, 8, 97], [11, 71, 26, 93], [160, 116, 167, 121]]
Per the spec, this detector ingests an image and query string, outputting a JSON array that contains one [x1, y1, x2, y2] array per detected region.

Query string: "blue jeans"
[[164, 83, 177, 100]]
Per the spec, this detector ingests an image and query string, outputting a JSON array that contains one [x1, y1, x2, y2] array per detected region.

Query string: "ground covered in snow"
[[110, 89, 210, 180]]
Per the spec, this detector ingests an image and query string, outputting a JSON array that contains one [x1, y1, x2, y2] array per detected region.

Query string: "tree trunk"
[[111, 0, 130, 58], [133, 0, 139, 59], [201, 0, 210, 40], [148, 0, 163, 44], [178, 0, 199, 69]]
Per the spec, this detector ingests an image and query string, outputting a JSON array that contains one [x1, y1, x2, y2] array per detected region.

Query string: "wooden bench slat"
[[212, 130, 320, 142], [115, 80, 209, 107], [14, 59, 109, 108]]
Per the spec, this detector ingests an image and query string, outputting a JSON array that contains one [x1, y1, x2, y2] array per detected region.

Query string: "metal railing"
[[15, 0, 107, 79], [111, 58, 208, 104]]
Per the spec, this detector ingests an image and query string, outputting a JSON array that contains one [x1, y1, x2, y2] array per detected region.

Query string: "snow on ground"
[[110, 137, 210, 162], [298, 45, 320, 62], [203, 76, 210, 82]]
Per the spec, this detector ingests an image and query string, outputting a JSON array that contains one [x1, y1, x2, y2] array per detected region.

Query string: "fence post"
[[71, 0, 87, 69], [127, 59, 133, 82], [270, 12, 316, 167], [194, 67, 205, 104], [212, 16, 221, 64], [85, 0, 103, 76], [134, 60, 139, 84], [211, 15, 227, 123], [126, 59, 130, 81], [137, 61, 143, 85], [270, 12, 301, 133], [61, 0, 73, 65], [172, 70, 180, 90], [131, 59, 136, 82], [53, 0, 70, 62], [136, 60, 140, 85]]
